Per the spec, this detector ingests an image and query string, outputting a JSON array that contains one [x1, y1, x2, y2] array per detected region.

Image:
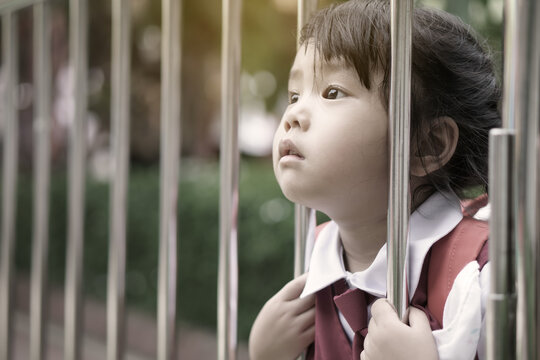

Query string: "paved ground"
[[13, 277, 250, 360]]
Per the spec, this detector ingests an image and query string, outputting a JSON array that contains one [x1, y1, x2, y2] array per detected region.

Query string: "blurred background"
[[4, 0, 502, 356]]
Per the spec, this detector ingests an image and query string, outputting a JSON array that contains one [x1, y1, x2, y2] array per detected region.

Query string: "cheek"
[[272, 126, 285, 175], [272, 128, 283, 164], [321, 125, 388, 180]]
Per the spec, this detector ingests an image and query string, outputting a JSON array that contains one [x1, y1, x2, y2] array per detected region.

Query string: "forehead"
[[289, 43, 386, 90], [289, 43, 357, 81]]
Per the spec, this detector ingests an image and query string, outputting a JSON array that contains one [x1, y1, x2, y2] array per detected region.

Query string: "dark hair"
[[300, 0, 501, 197]]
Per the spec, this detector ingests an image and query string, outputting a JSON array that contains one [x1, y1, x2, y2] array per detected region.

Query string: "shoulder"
[[432, 259, 486, 359], [431, 216, 489, 280], [430, 212, 490, 359], [427, 216, 489, 325]]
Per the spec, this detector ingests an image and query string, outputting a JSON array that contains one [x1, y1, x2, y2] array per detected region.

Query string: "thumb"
[[281, 273, 309, 300], [408, 307, 432, 332], [360, 350, 367, 360]]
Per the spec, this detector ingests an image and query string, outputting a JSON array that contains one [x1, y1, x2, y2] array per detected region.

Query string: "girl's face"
[[273, 43, 389, 221]]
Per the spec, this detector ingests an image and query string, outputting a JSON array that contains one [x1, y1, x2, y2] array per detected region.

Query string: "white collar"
[[300, 191, 463, 299]]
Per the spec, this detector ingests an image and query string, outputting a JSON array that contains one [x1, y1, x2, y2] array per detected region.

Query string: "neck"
[[335, 216, 387, 273]]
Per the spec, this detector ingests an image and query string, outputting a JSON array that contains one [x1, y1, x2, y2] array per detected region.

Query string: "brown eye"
[[323, 87, 346, 100], [289, 92, 299, 104]]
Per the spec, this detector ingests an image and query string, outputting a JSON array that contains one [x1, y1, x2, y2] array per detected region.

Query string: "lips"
[[279, 139, 304, 160]]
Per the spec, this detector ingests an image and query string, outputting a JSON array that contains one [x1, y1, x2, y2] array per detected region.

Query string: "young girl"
[[249, 0, 500, 359]]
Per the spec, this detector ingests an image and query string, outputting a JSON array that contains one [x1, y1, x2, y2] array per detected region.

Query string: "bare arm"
[[249, 273, 316, 360]]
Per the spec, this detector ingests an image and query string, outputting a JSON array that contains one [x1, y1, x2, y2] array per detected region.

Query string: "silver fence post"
[[509, 0, 540, 357], [30, 1, 52, 360], [296, 0, 317, 45], [487, 129, 516, 360], [0, 0, 42, 12], [293, 0, 317, 279], [218, 0, 241, 358], [65, 0, 88, 358], [157, 0, 181, 359], [387, 0, 413, 321], [107, 0, 131, 359], [293, 4, 317, 359], [0, 10, 19, 360]]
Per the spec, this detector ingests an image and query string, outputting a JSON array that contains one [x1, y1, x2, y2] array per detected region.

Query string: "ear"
[[410, 116, 459, 177]]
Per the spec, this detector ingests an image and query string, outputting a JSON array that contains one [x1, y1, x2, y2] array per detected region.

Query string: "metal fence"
[[0, 0, 538, 359], [488, 1, 540, 360]]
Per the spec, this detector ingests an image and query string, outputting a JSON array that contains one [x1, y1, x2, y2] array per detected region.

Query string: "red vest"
[[306, 216, 489, 360]]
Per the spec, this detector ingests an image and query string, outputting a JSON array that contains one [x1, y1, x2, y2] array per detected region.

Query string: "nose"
[[283, 104, 310, 132]]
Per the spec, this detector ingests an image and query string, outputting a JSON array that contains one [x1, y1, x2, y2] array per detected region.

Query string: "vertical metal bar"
[[296, 0, 317, 48], [0, 0, 43, 13], [387, 0, 413, 322], [65, 0, 88, 358], [487, 129, 516, 360], [293, 0, 317, 278], [293, 205, 315, 276], [30, 2, 52, 360], [292, 4, 318, 360], [107, 0, 131, 359], [537, 107, 540, 360], [508, 0, 540, 358], [502, 0, 517, 130], [0, 11, 18, 360], [217, 0, 241, 358], [157, 0, 181, 359]]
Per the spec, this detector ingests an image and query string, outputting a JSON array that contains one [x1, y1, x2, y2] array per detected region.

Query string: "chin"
[[279, 185, 325, 212], [280, 186, 303, 205], [276, 173, 332, 211], [277, 183, 305, 205]]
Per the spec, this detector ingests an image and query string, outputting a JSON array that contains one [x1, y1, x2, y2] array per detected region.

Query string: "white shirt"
[[300, 191, 490, 360]]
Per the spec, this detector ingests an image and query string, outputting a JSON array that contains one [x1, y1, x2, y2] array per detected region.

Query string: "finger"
[[363, 333, 379, 360], [299, 324, 315, 346], [367, 313, 377, 335], [295, 305, 315, 331], [360, 350, 367, 360], [363, 331, 375, 354], [290, 292, 315, 313], [280, 273, 309, 300], [408, 306, 432, 332], [370, 298, 398, 326]]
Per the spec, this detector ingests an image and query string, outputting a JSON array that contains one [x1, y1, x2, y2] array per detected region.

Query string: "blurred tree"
[[12, 0, 501, 168], [446, 0, 469, 23]]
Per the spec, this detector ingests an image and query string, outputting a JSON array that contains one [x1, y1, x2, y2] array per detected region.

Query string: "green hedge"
[[10, 157, 482, 340], [12, 158, 310, 340]]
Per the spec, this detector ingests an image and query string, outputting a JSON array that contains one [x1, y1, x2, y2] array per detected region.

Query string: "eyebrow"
[[288, 59, 358, 86]]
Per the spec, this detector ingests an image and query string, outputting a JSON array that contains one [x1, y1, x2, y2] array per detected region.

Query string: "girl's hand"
[[361, 299, 439, 360], [249, 273, 316, 360]]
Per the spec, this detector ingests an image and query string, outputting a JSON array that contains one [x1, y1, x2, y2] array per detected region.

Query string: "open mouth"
[[279, 139, 304, 160]]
